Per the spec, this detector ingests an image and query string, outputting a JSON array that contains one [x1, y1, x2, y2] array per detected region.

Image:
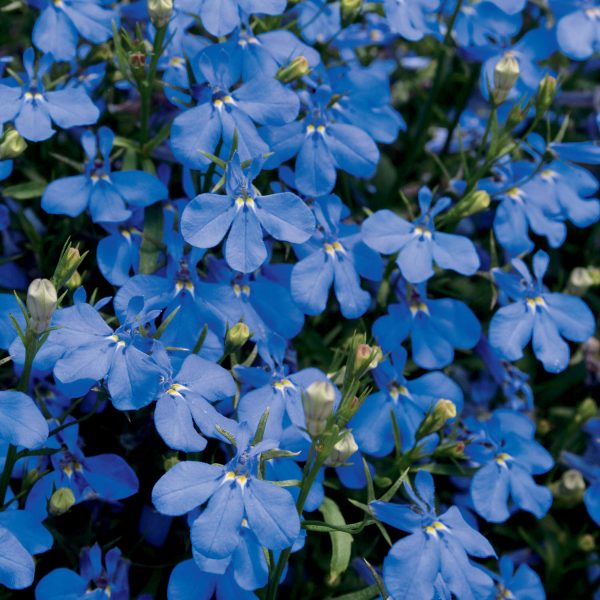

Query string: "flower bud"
[[224, 322, 250, 354], [129, 51, 146, 74], [303, 380, 335, 436], [276, 56, 311, 84], [53, 245, 84, 289], [66, 270, 82, 290], [0, 128, 27, 160], [568, 267, 600, 296], [578, 534, 595, 552], [148, 0, 173, 28], [576, 397, 598, 424], [341, 0, 362, 21], [536, 75, 557, 115], [27, 278, 57, 334], [355, 343, 383, 373], [419, 399, 457, 437], [163, 455, 180, 471], [48, 487, 76, 516], [493, 53, 519, 104], [325, 430, 358, 466]]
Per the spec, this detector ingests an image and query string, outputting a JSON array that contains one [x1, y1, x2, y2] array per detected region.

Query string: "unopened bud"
[[493, 53, 520, 104], [561, 469, 586, 493], [578, 534, 595, 552], [0, 128, 27, 160], [568, 267, 600, 296], [163, 455, 180, 471], [576, 398, 598, 423], [27, 278, 57, 334], [53, 245, 84, 289], [551, 468, 586, 506], [148, 0, 173, 28], [355, 344, 383, 373], [303, 380, 336, 436], [536, 75, 557, 115], [66, 270, 82, 290], [23, 468, 43, 488], [224, 322, 250, 354], [48, 487, 76, 516], [276, 56, 311, 84], [419, 399, 457, 437], [505, 102, 526, 129], [325, 430, 358, 466], [129, 51, 146, 73], [341, 0, 362, 21], [442, 190, 490, 225]]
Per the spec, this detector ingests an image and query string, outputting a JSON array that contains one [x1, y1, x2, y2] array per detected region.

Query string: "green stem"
[[0, 331, 38, 507], [266, 446, 326, 600]]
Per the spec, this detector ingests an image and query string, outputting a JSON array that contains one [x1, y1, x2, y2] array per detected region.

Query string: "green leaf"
[[318, 497, 353, 586], [3, 181, 47, 200], [139, 202, 164, 274]]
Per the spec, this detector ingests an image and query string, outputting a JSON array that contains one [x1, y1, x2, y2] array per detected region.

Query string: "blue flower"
[[0, 48, 99, 142], [494, 555, 546, 600], [370, 470, 496, 600], [363, 187, 480, 283], [36, 543, 129, 600], [31, 0, 119, 62], [152, 423, 301, 559], [382, 0, 440, 41], [182, 154, 315, 273], [553, 0, 600, 60], [466, 409, 553, 523], [236, 353, 337, 440], [42, 127, 168, 223], [290, 194, 382, 319], [170, 44, 299, 169], [47, 296, 164, 409], [0, 509, 52, 590], [263, 80, 380, 197], [373, 282, 481, 369], [489, 250, 595, 373], [0, 390, 48, 449], [296, 0, 342, 44], [152, 351, 237, 452], [25, 420, 139, 520], [351, 349, 463, 456], [193, 0, 287, 37]]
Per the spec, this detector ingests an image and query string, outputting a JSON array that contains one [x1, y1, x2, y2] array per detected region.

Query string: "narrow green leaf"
[[332, 584, 379, 600], [318, 497, 353, 585], [3, 181, 47, 200]]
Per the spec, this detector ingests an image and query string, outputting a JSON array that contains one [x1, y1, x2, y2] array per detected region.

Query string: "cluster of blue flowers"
[[0, 0, 599, 598]]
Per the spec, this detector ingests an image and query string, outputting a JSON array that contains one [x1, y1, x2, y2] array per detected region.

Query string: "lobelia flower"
[[35, 543, 129, 600], [290, 194, 383, 319], [362, 186, 480, 284], [152, 423, 301, 560], [151, 349, 237, 452], [351, 349, 463, 456], [170, 44, 299, 169], [223, 28, 321, 81], [25, 420, 139, 520], [46, 295, 164, 410], [481, 159, 568, 256], [31, 0, 119, 62], [262, 81, 380, 197], [373, 281, 481, 370], [0, 48, 99, 142], [198, 257, 306, 361], [236, 347, 338, 440], [552, 0, 600, 60], [489, 250, 595, 373], [466, 409, 554, 523], [493, 555, 546, 600], [382, 0, 441, 41], [0, 390, 48, 449], [96, 217, 144, 286], [296, 0, 342, 44], [0, 509, 53, 590], [370, 470, 496, 600], [113, 240, 225, 360], [182, 154, 315, 273], [42, 127, 168, 223], [190, 0, 287, 37]]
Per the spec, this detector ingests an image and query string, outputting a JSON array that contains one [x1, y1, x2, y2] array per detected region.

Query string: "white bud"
[[325, 430, 359, 467], [27, 278, 57, 334], [303, 380, 335, 436]]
